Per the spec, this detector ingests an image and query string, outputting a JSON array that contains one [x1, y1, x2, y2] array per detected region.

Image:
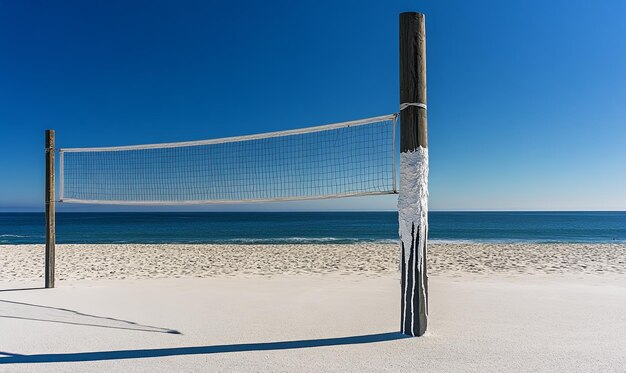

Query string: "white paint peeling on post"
[[398, 148, 429, 261], [398, 147, 428, 334]]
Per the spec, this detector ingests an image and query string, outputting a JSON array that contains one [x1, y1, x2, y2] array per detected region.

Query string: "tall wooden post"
[[399, 12, 428, 336], [45, 130, 56, 288]]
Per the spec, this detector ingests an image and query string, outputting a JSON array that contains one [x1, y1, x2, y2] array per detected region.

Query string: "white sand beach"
[[1, 243, 626, 372], [2, 242, 626, 281]]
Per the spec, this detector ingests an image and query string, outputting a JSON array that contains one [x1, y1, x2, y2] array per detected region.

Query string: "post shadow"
[[0, 287, 44, 293], [0, 299, 180, 335], [0, 332, 409, 364]]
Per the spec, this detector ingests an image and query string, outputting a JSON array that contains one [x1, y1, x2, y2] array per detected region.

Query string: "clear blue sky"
[[1, 0, 625, 211]]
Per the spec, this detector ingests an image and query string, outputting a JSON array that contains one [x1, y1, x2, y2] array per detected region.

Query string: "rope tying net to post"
[[399, 103, 427, 111]]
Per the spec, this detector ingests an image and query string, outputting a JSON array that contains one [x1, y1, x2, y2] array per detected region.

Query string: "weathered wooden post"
[[45, 129, 56, 288], [399, 12, 428, 336]]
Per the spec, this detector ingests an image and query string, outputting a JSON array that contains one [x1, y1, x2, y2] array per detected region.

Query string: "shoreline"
[[4, 238, 626, 245]]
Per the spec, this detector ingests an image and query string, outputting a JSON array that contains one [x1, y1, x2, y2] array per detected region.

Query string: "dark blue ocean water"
[[1, 212, 625, 245]]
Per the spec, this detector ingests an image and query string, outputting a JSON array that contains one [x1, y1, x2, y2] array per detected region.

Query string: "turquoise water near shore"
[[1, 212, 625, 244]]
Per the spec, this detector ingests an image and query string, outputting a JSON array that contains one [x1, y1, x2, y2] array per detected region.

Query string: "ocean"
[[1, 211, 625, 245]]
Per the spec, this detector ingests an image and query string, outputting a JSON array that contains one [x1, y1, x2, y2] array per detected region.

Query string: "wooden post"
[[399, 12, 428, 336], [45, 130, 55, 288]]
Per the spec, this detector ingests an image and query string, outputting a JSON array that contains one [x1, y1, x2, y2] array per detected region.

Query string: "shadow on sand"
[[0, 287, 44, 293], [0, 332, 408, 364], [0, 299, 181, 335]]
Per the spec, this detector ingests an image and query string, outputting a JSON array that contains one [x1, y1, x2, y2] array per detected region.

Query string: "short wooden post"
[[399, 12, 428, 336], [45, 129, 56, 288]]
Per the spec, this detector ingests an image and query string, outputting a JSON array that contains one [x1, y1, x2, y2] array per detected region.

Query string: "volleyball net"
[[59, 114, 397, 205]]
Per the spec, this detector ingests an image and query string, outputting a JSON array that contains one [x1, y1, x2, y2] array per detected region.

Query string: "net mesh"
[[60, 115, 397, 204]]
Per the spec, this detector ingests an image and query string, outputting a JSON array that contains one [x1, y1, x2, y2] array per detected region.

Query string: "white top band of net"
[[60, 114, 398, 205]]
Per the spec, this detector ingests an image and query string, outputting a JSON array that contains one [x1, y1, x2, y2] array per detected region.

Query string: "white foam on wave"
[[222, 237, 398, 244], [225, 237, 344, 244]]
